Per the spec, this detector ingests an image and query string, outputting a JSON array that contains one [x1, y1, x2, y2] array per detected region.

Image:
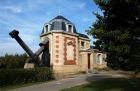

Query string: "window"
[[86, 43, 89, 48], [56, 36, 59, 38], [56, 55, 59, 58], [96, 54, 102, 64], [45, 25, 48, 32], [68, 25, 72, 32], [44, 24, 50, 33], [56, 50, 59, 53], [81, 41, 85, 47]]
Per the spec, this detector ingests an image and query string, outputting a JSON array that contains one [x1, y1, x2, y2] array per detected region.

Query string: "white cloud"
[[2, 6, 22, 13], [0, 41, 39, 56], [0, 42, 24, 56], [46, 12, 52, 16], [20, 34, 39, 43], [54, 0, 86, 11], [75, 2, 86, 9], [0, 12, 41, 56], [19, 0, 52, 12], [0, 0, 96, 56], [82, 18, 90, 22], [0, 10, 42, 34]]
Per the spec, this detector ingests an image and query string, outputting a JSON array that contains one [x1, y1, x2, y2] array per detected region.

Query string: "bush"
[[0, 67, 54, 86], [93, 67, 110, 71], [0, 53, 28, 69]]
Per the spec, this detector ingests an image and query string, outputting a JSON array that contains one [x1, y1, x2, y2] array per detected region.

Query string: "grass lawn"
[[0, 81, 47, 91], [61, 78, 140, 91]]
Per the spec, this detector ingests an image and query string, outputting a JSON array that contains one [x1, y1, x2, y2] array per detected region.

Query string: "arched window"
[[45, 25, 48, 32], [81, 41, 85, 47], [44, 24, 50, 33], [67, 24, 73, 32], [96, 54, 102, 64], [68, 25, 72, 32]]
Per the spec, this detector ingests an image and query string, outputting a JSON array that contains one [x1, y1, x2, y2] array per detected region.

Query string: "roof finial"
[[58, 7, 61, 15]]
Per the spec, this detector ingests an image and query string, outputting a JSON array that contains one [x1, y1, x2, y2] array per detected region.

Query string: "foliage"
[[61, 78, 140, 91], [0, 53, 28, 69], [0, 67, 54, 86], [88, 0, 140, 71]]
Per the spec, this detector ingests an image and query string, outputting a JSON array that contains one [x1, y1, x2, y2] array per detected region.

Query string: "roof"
[[50, 20, 66, 30], [47, 15, 77, 33], [77, 33, 89, 38], [52, 16, 71, 23], [41, 15, 89, 39]]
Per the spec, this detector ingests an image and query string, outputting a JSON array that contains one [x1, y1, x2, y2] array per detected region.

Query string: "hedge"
[[0, 67, 54, 86], [0, 53, 28, 69]]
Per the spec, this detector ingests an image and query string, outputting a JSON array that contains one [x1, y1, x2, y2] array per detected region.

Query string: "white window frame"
[[66, 24, 73, 32], [81, 41, 85, 47], [44, 24, 50, 33], [96, 53, 103, 64]]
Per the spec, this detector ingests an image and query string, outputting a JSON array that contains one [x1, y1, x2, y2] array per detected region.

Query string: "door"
[[42, 43, 50, 67], [88, 53, 91, 69]]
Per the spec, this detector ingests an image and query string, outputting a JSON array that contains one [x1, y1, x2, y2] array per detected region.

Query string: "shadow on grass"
[[62, 77, 140, 91], [87, 78, 140, 91], [0, 81, 46, 91]]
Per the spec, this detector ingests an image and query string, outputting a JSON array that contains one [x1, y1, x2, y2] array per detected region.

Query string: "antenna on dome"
[[58, 7, 62, 16], [55, 0, 62, 16]]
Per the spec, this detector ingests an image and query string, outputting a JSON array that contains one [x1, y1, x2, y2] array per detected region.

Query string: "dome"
[[41, 15, 77, 34]]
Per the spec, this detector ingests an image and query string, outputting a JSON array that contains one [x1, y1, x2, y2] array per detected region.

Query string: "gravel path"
[[9, 72, 127, 91]]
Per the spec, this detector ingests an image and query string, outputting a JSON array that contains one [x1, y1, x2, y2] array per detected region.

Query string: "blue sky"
[[0, 0, 101, 56]]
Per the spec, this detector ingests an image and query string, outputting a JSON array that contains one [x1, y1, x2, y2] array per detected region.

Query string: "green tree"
[[89, 0, 140, 71], [0, 53, 28, 69]]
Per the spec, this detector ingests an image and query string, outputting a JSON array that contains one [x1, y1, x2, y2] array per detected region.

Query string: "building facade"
[[40, 15, 106, 74]]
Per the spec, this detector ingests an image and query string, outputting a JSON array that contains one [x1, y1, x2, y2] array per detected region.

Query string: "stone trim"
[[56, 50, 59, 53], [55, 60, 59, 63], [56, 45, 59, 48], [64, 37, 76, 65], [55, 36, 59, 63]]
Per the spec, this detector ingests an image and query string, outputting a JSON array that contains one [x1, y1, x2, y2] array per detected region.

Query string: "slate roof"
[[77, 33, 89, 38], [50, 21, 66, 31], [52, 16, 71, 23], [46, 15, 77, 33], [41, 15, 89, 39]]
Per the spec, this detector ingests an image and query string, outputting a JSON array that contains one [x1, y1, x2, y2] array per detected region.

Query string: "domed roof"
[[50, 15, 72, 23], [42, 15, 77, 34], [41, 15, 89, 39]]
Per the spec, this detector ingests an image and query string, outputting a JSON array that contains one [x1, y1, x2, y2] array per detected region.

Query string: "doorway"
[[42, 42, 50, 67], [88, 53, 91, 69]]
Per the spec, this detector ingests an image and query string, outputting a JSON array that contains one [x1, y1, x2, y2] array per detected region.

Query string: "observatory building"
[[40, 15, 106, 74]]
